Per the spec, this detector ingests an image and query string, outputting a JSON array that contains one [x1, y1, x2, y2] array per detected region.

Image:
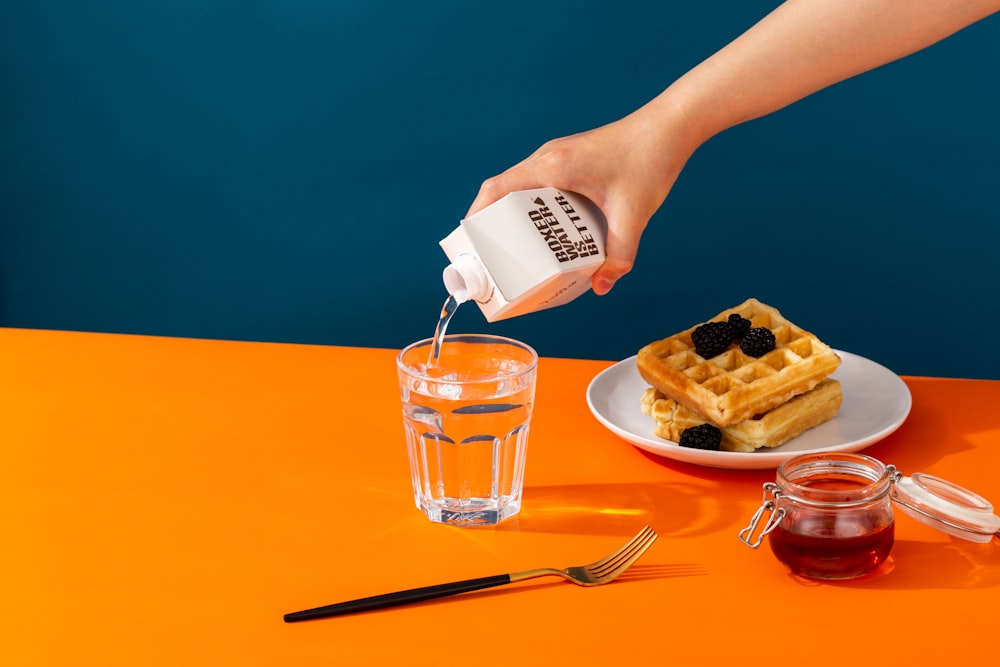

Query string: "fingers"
[[465, 176, 510, 218], [465, 138, 582, 218], [465, 158, 550, 218]]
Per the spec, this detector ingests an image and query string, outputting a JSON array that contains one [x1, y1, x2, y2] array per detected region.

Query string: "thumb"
[[591, 208, 646, 296]]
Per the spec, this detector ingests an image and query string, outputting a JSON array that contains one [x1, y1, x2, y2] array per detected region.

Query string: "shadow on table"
[[500, 480, 731, 539]]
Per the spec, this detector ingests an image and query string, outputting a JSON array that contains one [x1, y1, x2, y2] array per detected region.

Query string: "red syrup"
[[770, 514, 895, 580]]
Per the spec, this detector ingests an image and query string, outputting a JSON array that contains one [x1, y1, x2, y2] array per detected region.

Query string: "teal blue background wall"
[[2, 1, 998, 378]]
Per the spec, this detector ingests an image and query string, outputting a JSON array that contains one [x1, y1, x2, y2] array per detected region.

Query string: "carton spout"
[[442, 253, 491, 305]]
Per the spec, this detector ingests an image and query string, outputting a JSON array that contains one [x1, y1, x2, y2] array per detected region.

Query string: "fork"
[[283, 525, 658, 622]]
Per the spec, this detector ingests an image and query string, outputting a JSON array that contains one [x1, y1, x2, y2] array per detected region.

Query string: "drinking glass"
[[397, 334, 538, 526]]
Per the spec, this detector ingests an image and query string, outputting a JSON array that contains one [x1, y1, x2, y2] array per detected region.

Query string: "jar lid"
[[892, 472, 1000, 543]]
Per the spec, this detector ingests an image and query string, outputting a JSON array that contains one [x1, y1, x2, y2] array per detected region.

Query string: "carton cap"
[[442, 253, 491, 304]]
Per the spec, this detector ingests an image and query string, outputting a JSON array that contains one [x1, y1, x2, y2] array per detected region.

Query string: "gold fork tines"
[[509, 525, 658, 586], [284, 525, 659, 622]]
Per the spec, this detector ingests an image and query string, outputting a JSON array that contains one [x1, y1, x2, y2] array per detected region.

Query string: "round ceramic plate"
[[586, 350, 912, 470]]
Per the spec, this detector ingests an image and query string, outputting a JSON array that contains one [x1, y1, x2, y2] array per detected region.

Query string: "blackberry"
[[679, 423, 722, 450], [691, 321, 732, 359], [727, 314, 752, 341], [740, 327, 777, 357]]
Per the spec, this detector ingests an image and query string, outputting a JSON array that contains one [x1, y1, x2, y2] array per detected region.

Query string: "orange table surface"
[[2, 327, 999, 666]]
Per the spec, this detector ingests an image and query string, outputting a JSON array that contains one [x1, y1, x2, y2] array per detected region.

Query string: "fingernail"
[[593, 277, 614, 295]]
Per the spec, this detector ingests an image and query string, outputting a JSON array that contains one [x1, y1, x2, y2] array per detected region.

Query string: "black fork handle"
[[283, 574, 512, 622]]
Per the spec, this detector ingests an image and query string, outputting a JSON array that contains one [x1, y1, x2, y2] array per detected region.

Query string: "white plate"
[[586, 350, 912, 470]]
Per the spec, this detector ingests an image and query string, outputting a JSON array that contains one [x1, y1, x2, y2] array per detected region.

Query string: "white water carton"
[[440, 188, 607, 321]]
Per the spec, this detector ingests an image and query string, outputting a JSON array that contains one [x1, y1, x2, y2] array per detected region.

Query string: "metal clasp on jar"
[[739, 482, 786, 548]]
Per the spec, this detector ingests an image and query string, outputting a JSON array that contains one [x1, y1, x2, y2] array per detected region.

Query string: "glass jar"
[[740, 452, 1000, 580]]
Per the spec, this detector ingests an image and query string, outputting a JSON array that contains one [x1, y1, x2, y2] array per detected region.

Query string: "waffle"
[[640, 379, 842, 452], [636, 299, 841, 426]]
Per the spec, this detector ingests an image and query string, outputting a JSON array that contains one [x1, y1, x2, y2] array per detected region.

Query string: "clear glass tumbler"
[[397, 334, 538, 526]]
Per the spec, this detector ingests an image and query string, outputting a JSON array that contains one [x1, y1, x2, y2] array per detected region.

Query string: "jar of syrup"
[[739, 452, 1000, 580]]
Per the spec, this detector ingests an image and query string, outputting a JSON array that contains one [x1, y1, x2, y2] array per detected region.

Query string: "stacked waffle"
[[637, 299, 842, 452]]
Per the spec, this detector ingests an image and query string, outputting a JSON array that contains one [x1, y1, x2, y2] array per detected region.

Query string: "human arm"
[[467, 0, 1000, 295]]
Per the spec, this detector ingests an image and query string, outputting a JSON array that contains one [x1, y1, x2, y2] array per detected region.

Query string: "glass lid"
[[892, 472, 1000, 543]]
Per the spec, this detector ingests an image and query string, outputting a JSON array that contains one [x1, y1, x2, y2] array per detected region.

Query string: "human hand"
[[466, 106, 698, 295]]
